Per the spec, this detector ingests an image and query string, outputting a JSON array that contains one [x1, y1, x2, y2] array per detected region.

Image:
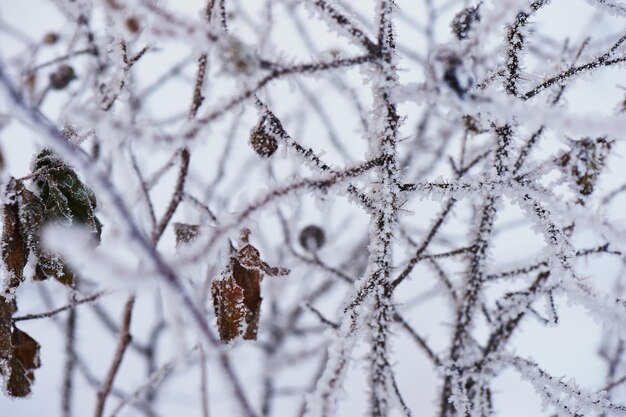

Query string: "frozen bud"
[[49, 65, 76, 90], [220, 37, 259, 75], [43, 33, 59, 45], [125, 17, 141, 34], [25, 72, 37, 92], [450, 4, 481, 40], [299, 225, 325, 252], [432, 48, 473, 99], [105, 0, 124, 9], [462, 115, 483, 133], [61, 124, 79, 143]]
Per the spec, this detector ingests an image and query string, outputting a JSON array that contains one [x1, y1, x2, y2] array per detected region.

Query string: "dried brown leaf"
[[211, 277, 246, 343], [0, 296, 40, 398], [211, 230, 289, 342], [174, 222, 200, 247], [232, 258, 263, 341], [1, 198, 28, 290], [11, 328, 41, 380]]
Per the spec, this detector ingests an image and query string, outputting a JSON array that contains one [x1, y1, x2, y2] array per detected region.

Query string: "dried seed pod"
[[558, 137, 613, 199], [49, 65, 76, 90], [221, 38, 259, 75], [450, 4, 481, 40], [249, 127, 278, 158], [299, 225, 325, 252], [249, 110, 288, 158]]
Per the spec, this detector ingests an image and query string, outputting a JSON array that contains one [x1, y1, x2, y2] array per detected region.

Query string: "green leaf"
[[33, 148, 101, 243], [24, 149, 103, 285], [1, 150, 102, 287]]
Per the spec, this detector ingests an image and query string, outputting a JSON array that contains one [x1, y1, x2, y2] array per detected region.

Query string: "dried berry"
[[299, 225, 325, 252], [49, 65, 76, 90]]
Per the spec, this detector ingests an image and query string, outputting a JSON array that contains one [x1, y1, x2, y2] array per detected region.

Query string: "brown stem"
[[62, 294, 77, 417], [14, 292, 105, 322], [94, 296, 136, 417], [151, 148, 191, 244]]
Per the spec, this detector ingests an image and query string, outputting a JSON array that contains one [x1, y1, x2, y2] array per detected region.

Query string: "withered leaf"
[[0, 296, 15, 361], [1, 149, 102, 288], [211, 276, 246, 343], [211, 230, 289, 343], [174, 222, 200, 248], [16, 185, 45, 252], [1, 181, 28, 290], [35, 254, 71, 285], [0, 296, 41, 398], [5, 355, 32, 398], [27, 148, 102, 286], [33, 149, 102, 243], [232, 257, 262, 341], [11, 328, 41, 382]]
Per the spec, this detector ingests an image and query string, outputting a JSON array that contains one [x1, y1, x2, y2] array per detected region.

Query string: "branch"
[[94, 296, 135, 417], [524, 32, 626, 100], [13, 292, 106, 322]]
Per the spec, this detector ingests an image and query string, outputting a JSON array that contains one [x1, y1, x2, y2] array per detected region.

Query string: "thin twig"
[[151, 148, 191, 244], [94, 296, 136, 417], [14, 291, 106, 322]]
